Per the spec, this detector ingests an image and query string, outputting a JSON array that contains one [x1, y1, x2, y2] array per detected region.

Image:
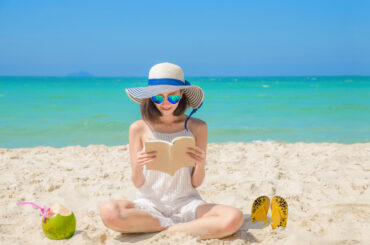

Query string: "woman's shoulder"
[[129, 120, 147, 134], [188, 117, 208, 134]]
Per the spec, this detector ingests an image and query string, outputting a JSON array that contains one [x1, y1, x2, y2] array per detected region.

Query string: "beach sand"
[[1, 142, 369, 244]]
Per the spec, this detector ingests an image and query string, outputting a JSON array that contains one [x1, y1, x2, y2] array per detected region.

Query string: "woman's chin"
[[161, 109, 173, 115]]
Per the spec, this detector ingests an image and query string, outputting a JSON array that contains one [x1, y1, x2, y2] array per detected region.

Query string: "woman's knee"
[[221, 208, 244, 234], [100, 201, 121, 226]]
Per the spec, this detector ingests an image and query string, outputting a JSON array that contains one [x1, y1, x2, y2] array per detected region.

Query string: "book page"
[[171, 136, 196, 174], [144, 141, 170, 173]]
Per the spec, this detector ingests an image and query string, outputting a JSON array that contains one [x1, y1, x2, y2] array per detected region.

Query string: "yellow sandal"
[[251, 196, 270, 227], [271, 196, 288, 229]]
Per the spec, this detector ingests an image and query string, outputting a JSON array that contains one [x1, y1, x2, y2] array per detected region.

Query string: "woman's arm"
[[188, 120, 208, 188], [128, 122, 146, 188]]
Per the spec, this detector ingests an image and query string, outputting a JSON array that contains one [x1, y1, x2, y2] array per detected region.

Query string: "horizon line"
[[1, 74, 369, 78]]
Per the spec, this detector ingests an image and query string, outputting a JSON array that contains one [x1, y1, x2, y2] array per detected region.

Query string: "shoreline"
[[1, 140, 369, 150], [1, 142, 369, 244]]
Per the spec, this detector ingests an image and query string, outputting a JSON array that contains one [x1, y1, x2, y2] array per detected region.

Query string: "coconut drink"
[[18, 202, 76, 240], [41, 203, 76, 239]]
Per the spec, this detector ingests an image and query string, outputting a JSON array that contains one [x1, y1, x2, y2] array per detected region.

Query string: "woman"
[[100, 62, 244, 239]]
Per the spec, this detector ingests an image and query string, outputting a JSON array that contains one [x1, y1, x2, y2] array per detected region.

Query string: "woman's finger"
[[143, 153, 157, 159], [187, 147, 196, 152], [188, 147, 205, 156], [195, 147, 206, 156], [139, 158, 154, 166], [187, 152, 202, 161], [187, 149, 204, 159], [138, 151, 156, 159], [187, 148, 200, 157]]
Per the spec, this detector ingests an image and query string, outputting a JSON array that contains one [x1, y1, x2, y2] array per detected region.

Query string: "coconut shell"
[[41, 204, 76, 240]]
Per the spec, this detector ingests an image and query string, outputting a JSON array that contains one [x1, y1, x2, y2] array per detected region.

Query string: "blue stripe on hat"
[[148, 78, 184, 86]]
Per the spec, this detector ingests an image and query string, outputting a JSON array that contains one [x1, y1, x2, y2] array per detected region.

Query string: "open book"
[[144, 136, 196, 176]]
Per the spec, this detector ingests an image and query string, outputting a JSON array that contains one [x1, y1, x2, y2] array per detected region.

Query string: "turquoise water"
[[0, 76, 369, 148]]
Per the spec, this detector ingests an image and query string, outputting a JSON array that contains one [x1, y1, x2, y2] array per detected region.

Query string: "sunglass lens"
[[151, 96, 164, 104], [168, 95, 181, 104]]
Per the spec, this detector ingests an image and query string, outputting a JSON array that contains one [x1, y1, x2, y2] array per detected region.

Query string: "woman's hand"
[[135, 149, 157, 168], [187, 146, 206, 167]]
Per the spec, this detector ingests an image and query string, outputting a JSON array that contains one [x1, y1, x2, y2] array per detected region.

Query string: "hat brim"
[[125, 85, 204, 109]]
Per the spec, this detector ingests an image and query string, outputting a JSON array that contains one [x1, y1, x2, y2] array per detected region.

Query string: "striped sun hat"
[[125, 62, 204, 131]]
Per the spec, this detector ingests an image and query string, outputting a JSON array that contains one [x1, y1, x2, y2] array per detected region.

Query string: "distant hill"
[[67, 72, 93, 77]]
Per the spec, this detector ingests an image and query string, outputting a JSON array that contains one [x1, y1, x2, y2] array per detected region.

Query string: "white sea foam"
[[217, 139, 282, 145], [251, 139, 282, 144]]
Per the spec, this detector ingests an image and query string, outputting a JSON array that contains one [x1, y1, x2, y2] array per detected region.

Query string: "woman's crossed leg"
[[166, 203, 244, 239], [100, 200, 166, 233], [100, 200, 244, 239]]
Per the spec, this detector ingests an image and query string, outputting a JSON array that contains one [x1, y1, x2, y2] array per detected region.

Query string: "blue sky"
[[0, 0, 369, 76]]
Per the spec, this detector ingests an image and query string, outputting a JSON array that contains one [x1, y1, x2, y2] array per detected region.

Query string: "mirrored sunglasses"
[[151, 95, 181, 104]]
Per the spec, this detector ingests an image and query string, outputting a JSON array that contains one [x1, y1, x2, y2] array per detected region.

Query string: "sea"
[[0, 76, 369, 148]]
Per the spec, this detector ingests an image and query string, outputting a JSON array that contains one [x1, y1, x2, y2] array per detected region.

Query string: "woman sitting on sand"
[[100, 62, 244, 239]]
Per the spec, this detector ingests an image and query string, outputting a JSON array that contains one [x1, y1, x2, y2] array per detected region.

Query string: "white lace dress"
[[133, 122, 205, 227]]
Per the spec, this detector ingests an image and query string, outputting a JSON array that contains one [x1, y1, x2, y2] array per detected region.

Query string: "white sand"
[[1, 142, 369, 244]]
